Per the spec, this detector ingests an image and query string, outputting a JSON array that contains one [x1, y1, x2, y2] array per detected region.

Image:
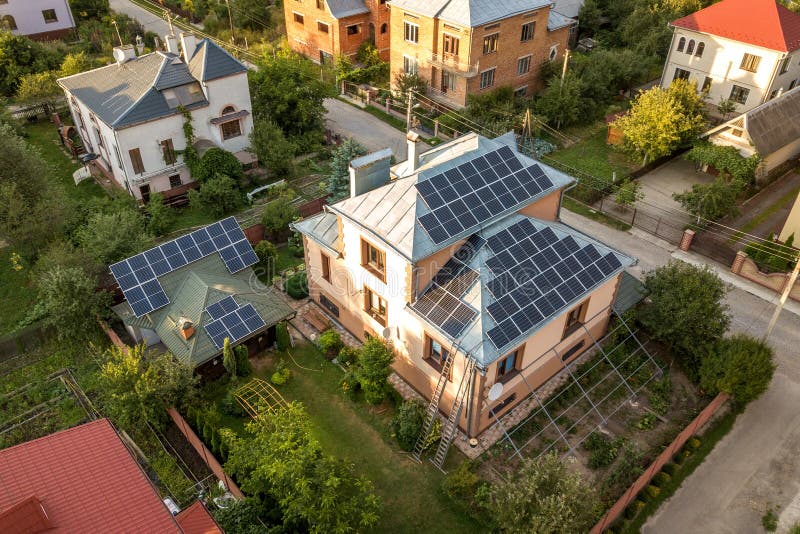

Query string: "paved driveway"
[[324, 98, 430, 162], [109, 0, 172, 36]]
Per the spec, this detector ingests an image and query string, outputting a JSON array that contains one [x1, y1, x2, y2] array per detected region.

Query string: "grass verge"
[[563, 196, 632, 231], [0, 248, 37, 337], [549, 127, 639, 182]]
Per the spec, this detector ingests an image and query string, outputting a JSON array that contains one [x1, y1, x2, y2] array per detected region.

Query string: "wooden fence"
[[591, 392, 729, 533]]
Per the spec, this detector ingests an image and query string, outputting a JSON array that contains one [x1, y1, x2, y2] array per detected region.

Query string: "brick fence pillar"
[[386, 98, 391, 113], [731, 250, 747, 274], [679, 229, 695, 252], [434, 119, 439, 138]]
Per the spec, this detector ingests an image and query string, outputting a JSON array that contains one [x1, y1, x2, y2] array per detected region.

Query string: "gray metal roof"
[[292, 211, 340, 254], [612, 271, 647, 315], [326, 133, 574, 261], [326, 0, 370, 18], [388, 0, 551, 27], [547, 9, 575, 31], [58, 51, 209, 128], [188, 38, 248, 82], [745, 85, 800, 155]]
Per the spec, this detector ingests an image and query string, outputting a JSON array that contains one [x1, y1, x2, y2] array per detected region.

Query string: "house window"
[[441, 70, 456, 92], [129, 148, 145, 174], [480, 68, 495, 89], [489, 393, 517, 417], [729, 84, 750, 104], [346, 24, 359, 35], [673, 67, 690, 81], [316, 0, 324, 8], [319, 294, 340, 317], [364, 286, 387, 326], [293, 12, 304, 24], [549, 45, 558, 61], [563, 300, 588, 339], [790, 79, 797, 90], [380, 23, 387, 34], [160, 138, 176, 165], [221, 119, 242, 140], [779, 57, 791, 75], [321, 252, 331, 282], [360, 238, 386, 280], [496, 350, 518, 380], [514, 86, 528, 98], [404, 22, 419, 43], [701, 76, 712, 92], [483, 33, 499, 55], [424, 335, 450, 376], [740, 53, 761, 72], [686, 39, 695, 55], [42, 9, 57, 23], [169, 174, 182, 188], [113, 144, 123, 168], [517, 55, 531, 75], [1, 15, 16, 30], [695, 42, 705, 57], [769, 89, 780, 100], [676, 37, 685, 52], [318, 21, 329, 33], [520, 21, 535, 42], [561, 340, 586, 361], [443, 33, 459, 57], [403, 55, 418, 75]]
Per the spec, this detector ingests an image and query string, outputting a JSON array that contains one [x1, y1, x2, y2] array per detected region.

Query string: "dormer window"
[[162, 82, 204, 109]]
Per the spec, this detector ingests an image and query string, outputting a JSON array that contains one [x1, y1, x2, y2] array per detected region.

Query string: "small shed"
[[605, 111, 626, 145]]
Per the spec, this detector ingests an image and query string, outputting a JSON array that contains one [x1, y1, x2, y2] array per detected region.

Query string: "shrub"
[[583, 432, 622, 469], [644, 484, 660, 500], [271, 360, 291, 386], [652, 471, 671, 486], [424, 418, 441, 451], [275, 321, 291, 350], [221, 390, 246, 417], [261, 187, 299, 241], [662, 463, 680, 476], [390, 399, 425, 451], [338, 346, 358, 366], [187, 173, 243, 217], [193, 147, 244, 183], [625, 499, 646, 519], [688, 437, 701, 449], [318, 329, 343, 357], [340, 369, 359, 399], [253, 240, 278, 276], [673, 177, 743, 221], [744, 234, 797, 273], [442, 461, 481, 509], [352, 337, 395, 405], [763, 508, 779, 532], [235, 345, 252, 377], [285, 271, 308, 299], [145, 193, 173, 236], [699, 334, 775, 405]]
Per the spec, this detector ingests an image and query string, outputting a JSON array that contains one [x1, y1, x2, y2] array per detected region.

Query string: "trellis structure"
[[487, 312, 664, 462], [233, 379, 288, 418]]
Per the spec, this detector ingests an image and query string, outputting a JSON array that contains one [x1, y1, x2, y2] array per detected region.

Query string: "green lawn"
[[0, 248, 37, 337], [207, 343, 483, 534], [547, 127, 640, 182]]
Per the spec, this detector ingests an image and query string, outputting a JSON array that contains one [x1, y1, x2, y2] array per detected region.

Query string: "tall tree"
[[223, 337, 237, 379], [535, 72, 587, 129], [326, 138, 367, 202], [700, 334, 776, 405], [77, 207, 154, 265], [249, 119, 296, 178], [34, 265, 110, 342], [352, 337, 394, 405]]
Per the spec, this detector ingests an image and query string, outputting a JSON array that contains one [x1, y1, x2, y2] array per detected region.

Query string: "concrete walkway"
[[324, 98, 430, 162], [560, 209, 800, 534]]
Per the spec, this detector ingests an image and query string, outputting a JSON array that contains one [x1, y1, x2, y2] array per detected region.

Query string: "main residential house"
[[293, 132, 636, 455], [110, 217, 295, 378], [387, 0, 575, 107], [0, 419, 222, 533], [660, 0, 800, 113], [0, 0, 75, 41], [58, 33, 254, 203], [284, 0, 391, 64]]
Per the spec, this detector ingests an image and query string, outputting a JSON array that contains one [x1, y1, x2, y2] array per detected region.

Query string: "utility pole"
[[765, 254, 800, 340], [165, 10, 174, 35], [224, 0, 236, 44], [560, 49, 571, 90], [111, 19, 123, 46]]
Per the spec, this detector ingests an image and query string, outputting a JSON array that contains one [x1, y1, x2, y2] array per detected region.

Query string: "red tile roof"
[[177, 501, 224, 534], [0, 419, 183, 533], [0, 496, 52, 534], [671, 0, 800, 52]]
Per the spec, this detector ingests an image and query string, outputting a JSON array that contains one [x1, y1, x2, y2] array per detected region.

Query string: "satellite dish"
[[488, 382, 504, 401], [113, 47, 128, 63], [381, 327, 392, 339]]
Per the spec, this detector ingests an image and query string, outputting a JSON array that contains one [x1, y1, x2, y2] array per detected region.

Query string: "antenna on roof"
[[111, 19, 123, 47]]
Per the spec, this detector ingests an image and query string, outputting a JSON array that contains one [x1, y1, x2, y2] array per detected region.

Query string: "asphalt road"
[[109, 0, 172, 37]]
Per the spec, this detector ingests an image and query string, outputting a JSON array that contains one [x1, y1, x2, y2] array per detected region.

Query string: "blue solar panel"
[[205, 303, 267, 350]]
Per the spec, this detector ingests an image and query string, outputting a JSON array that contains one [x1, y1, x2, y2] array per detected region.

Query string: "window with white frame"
[[517, 55, 532, 75], [520, 21, 535, 42], [404, 21, 419, 43], [729, 84, 750, 104], [480, 68, 495, 89], [403, 55, 418, 75]]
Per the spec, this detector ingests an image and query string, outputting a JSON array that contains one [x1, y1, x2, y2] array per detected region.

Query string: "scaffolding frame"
[[488, 311, 664, 462], [233, 379, 289, 418]]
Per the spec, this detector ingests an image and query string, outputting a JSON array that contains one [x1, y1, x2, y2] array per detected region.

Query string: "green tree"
[[194, 147, 244, 183], [34, 265, 110, 342], [613, 79, 706, 164], [327, 138, 367, 202], [684, 141, 760, 185], [392, 72, 427, 105], [639, 261, 730, 378], [97, 344, 197, 429], [535, 72, 586, 129], [578, 0, 603, 35], [188, 173, 243, 217], [59, 51, 94, 76], [249, 119, 296, 178], [223, 337, 237, 379], [487, 452, 600, 533], [235, 345, 252, 377], [231, 0, 271, 29], [716, 97, 738, 120], [145, 192, 173, 236], [226, 402, 381, 533], [260, 188, 299, 240], [353, 337, 395, 404], [254, 239, 278, 278], [77, 207, 154, 264], [15, 71, 60, 108], [391, 399, 425, 451], [700, 334, 776, 405], [614, 178, 644, 206], [0, 32, 62, 96], [69, 0, 110, 19], [673, 177, 742, 221]]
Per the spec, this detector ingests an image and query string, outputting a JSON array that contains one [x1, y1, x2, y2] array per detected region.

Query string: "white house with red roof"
[[660, 0, 800, 113]]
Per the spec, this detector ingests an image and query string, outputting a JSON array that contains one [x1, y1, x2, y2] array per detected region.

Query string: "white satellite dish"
[[381, 327, 392, 339], [488, 382, 504, 401]]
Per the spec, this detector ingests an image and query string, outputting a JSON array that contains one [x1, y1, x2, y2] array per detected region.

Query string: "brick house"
[[387, 0, 575, 107], [292, 132, 636, 456], [284, 0, 391, 64]]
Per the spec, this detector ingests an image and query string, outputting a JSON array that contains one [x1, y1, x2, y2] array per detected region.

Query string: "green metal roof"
[[612, 271, 648, 315], [114, 254, 294, 367]]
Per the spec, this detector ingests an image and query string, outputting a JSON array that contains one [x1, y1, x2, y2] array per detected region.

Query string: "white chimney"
[[180, 32, 198, 63], [165, 33, 179, 54], [112, 44, 136, 65], [407, 131, 420, 173]]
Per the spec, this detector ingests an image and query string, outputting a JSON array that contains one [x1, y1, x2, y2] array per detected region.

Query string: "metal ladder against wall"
[[431, 356, 476, 470], [411, 340, 461, 461]]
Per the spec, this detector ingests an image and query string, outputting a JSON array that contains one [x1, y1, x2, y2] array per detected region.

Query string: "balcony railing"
[[130, 162, 187, 185], [429, 53, 480, 77]]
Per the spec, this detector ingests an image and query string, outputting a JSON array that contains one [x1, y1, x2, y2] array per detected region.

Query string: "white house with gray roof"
[[58, 33, 254, 203]]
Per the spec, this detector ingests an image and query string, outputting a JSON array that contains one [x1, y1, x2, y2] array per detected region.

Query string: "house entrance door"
[[139, 184, 151, 203]]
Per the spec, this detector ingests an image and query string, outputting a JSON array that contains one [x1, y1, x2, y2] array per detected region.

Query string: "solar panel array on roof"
[[484, 219, 623, 350], [204, 303, 266, 349], [205, 295, 238, 320], [109, 217, 258, 317], [416, 146, 554, 245], [410, 237, 483, 337]]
